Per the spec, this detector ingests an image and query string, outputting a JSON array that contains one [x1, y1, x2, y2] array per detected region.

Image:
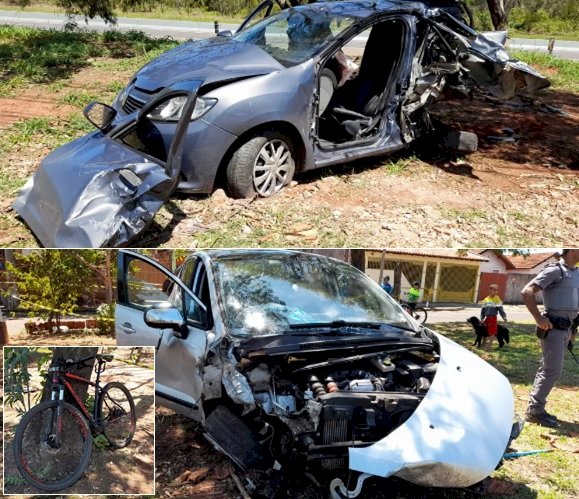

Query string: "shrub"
[[96, 303, 115, 335]]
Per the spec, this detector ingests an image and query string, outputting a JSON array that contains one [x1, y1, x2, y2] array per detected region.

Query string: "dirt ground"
[[3, 347, 155, 495], [153, 409, 517, 499], [0, 61, 577, 247]]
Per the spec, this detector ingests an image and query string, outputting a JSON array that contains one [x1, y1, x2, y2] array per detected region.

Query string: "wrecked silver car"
[[14, 0, 549, 247], [116, 249, 519, 497]]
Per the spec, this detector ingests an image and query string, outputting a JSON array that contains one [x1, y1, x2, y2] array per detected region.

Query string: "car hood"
[[349, 331, 514, 487], [134, 37, 285, 91]]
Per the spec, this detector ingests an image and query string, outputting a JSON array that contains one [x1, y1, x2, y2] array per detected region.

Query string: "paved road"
[[1, 10, 578, 60], [426, 304, 534, 324]]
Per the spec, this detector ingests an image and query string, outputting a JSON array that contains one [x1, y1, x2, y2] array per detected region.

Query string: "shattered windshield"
[[213, 253, 415, 336], [233, 6, 359, 67]]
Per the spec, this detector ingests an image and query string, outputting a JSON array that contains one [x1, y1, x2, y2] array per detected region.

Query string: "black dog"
[[467, 316, 510, 348]]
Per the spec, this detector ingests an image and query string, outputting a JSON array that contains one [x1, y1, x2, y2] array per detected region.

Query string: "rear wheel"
[[98, 382, 136, 449], [226, 131, 296, 199], [13, 400, 92, 491]]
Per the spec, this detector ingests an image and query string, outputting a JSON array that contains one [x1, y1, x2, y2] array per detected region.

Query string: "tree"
[[6, 250, 98, 331], [15, 0, 117, 24], [350, 250, 366, 273], [487, 0, 508, 30]]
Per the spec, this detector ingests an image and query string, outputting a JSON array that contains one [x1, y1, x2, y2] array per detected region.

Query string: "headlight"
[[116, 84, 131, 108], [147, 96, 218, 122]]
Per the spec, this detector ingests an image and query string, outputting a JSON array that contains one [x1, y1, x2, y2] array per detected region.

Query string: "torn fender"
[[348, 332, 514, 487]]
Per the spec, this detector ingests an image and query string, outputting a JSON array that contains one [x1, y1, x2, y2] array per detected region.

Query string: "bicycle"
[[400, 301, 428, 324], [13, 354, 136, 491]]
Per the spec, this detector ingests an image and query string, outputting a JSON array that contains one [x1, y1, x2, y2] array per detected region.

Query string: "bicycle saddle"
[[97, 354, 114, 362]]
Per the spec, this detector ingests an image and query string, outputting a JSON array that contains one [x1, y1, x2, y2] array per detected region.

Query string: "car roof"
[[291, 0, 429, 17]]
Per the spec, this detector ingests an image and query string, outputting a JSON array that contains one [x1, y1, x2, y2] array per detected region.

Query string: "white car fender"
[[348, 332, 514, 487]]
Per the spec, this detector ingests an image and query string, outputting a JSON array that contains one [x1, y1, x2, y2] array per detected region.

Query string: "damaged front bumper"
[[348, 332, 515, 487]]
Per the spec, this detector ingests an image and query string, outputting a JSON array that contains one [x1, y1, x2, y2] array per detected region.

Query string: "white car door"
[[116, 250, 210, 421]]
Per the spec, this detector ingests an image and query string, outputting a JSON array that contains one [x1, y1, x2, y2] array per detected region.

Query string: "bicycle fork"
[[49, 381, 65, 448]]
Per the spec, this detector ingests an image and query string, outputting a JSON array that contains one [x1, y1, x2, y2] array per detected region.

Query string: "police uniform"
[[527, 260, 579, 416]]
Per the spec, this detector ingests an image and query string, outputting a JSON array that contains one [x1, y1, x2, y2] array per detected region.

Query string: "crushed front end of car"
[[202, 326, 516, 497]]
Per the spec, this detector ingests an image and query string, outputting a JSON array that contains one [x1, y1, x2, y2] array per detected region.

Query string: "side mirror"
[[84, 102, 117, 131], [144, 304, 188, 339], [217, 30, 233, 37]]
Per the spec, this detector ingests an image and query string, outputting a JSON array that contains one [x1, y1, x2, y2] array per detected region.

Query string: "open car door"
[[13, 81, 202, 248], [116, 250, 210, 421]]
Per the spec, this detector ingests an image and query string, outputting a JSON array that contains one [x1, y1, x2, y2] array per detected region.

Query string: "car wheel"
[[226, 131, 296, 199]]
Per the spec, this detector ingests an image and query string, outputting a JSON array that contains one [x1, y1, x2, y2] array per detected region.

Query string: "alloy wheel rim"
[[253, 139, 292, 197]]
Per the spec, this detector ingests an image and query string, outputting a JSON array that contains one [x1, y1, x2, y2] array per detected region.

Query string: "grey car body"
[[115, 249, 519, 497], [13, 0, 549, 247]]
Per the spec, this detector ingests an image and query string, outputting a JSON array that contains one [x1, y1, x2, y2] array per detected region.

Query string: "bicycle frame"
[[48, 358, 106, 446]]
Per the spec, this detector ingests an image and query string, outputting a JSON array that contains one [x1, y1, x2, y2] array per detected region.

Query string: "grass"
[[511, 30, 579, 42], [3, 474, 27, 486], [0, 112, 92, 151], [0, 25, 179, 94], [432, 322, 578, 498]]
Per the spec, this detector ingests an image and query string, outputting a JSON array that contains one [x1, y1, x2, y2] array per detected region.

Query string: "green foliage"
[[96, 302, 115, 335], [93, 433, 111, 449], [465, 0, 578, 36], [4, 347, 52, 413], [5, 250, 98, 330]]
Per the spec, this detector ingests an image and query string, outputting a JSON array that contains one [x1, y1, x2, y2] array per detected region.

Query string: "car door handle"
[[120, 322, 136, 334]]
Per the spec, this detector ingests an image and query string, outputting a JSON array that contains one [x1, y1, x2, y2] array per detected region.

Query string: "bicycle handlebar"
[[59, 354, 114, 370]]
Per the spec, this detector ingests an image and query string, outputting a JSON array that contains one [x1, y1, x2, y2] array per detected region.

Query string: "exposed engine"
[[212, 348, 439, 472]]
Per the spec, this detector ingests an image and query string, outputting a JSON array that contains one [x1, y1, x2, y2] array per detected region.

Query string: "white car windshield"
[[213, 253, 416, 336], [233, 6, 359, 67]]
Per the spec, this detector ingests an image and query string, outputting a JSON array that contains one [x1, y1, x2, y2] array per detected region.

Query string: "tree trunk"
[[350, 250, 366, 273], [487, 0, 508, 30], [41, 347, 98, 404], [104, 252, 113, 305], [393, 263, 402, 299]]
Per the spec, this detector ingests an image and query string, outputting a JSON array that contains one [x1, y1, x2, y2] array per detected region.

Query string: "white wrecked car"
[[116, 249, 519, 496]]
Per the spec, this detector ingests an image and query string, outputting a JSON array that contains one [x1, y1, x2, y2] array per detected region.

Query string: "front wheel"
[[13, 400, 92, 491], [413, 307, 428, 324], [98, 381, 136, 449], [226, 131, 296, 199]]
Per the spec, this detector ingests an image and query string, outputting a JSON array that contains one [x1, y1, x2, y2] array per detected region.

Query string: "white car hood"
[[349, 332, 514, 487]]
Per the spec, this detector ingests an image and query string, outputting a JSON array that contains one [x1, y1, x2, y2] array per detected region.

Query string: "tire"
[[13, 400, 92, 491], [98, 382, 136, 449], [443, 130, 478, 153], [414, 307, 428, 324], [226, 131, 296, 199]]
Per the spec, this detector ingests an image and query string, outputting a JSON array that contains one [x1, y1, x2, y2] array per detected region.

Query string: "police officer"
[[521, 248, 579, 428]]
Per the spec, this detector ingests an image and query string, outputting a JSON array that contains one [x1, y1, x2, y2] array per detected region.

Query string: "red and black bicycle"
[[13, 354, 136, 491]]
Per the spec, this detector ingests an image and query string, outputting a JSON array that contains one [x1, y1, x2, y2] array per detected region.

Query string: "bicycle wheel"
[[414, 307, 428, 324], [13, 400, 92, 491], [98, 381, 136, 449]]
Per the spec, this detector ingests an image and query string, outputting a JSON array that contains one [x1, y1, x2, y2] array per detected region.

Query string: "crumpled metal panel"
[[348, 332, 514, 487], [464, 33, 549, 99], [13, 136, 171, 247]]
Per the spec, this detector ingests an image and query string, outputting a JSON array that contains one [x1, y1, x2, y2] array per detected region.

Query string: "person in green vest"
[[407, 281, 421, 311]]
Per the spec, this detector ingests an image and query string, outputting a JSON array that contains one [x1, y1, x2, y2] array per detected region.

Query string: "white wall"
[[479, 251, 508, 274]]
